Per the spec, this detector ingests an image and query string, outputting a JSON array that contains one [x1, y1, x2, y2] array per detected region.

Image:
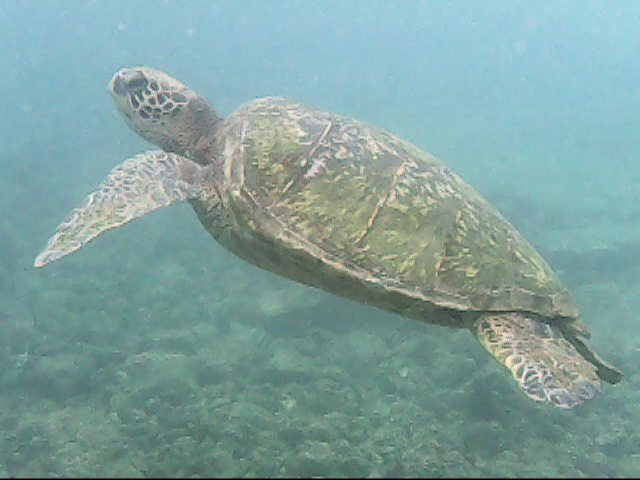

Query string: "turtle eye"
[[171, 92, 187, 104]]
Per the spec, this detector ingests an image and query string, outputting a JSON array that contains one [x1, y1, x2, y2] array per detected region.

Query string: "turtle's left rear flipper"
[[472, 313, 607, 408], [34, 150, 208, 268]]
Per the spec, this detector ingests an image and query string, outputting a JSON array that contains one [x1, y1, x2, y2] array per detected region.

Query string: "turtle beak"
[[110, 73, 127, 97], [109, 69, 148, 97]]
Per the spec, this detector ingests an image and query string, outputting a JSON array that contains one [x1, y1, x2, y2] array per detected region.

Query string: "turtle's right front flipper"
[[34, 150, 210, 268]]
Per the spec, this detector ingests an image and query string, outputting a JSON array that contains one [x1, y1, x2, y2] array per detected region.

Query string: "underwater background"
[[1, 0, 639, 477]]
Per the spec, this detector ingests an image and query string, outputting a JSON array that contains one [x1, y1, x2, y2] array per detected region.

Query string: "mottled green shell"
[[211, 98, 578, 324]]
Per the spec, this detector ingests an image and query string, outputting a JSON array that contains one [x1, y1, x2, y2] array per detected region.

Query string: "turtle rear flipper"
[[472, 313, 606, 408], [34, 150, 210, 268]]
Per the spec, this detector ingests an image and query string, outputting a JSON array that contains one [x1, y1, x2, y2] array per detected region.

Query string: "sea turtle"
[[35, 66, 621, 408]]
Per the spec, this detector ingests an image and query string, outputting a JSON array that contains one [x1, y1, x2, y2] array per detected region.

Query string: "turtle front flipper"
[[34, 150, 210, 268], [472, 313, 603, 408]]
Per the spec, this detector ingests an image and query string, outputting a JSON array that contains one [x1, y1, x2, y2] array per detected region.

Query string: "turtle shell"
[[211, 98, 579, 324]]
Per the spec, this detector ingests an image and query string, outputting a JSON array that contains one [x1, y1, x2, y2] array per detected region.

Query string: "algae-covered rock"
[[287, 440, 333, 477], [27, 353, 96, 400]]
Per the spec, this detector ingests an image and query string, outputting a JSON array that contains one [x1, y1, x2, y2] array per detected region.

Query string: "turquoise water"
[[2, 1, 640, 477]]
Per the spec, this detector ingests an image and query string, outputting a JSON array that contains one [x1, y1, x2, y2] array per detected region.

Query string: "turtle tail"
[[34, 150, 210, 268], [471, 313, 621, 409]]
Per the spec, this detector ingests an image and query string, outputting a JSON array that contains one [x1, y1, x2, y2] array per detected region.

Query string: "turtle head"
[[109, 67, 220, 162]]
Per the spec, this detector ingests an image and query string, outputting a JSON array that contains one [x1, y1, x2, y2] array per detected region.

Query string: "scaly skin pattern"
[[474, 313, 600, 408], [194, 98, 579, 328]]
